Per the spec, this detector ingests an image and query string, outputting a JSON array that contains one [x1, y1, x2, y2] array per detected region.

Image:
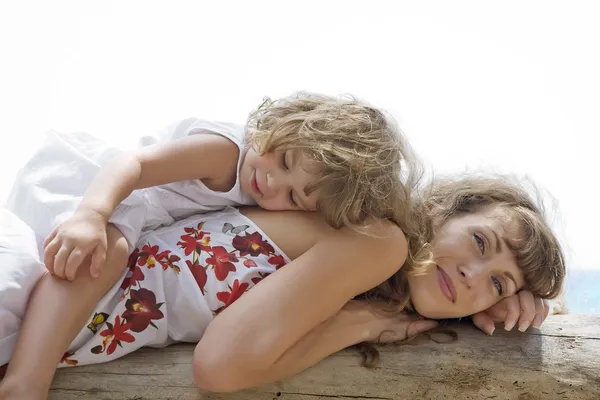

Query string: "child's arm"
[[44, 133, 239, 281], [80, 133, 239, 215]]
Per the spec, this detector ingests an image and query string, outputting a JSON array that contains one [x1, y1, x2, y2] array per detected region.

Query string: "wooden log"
[[49, 315, 600, 400]]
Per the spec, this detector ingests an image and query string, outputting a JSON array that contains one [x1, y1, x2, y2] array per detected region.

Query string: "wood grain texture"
[[49, 315, 600, 400]]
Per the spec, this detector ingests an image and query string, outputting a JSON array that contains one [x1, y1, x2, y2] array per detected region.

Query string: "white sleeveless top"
[[110, 118, 257, 248], [5, 118, 257, 253], [137, 117, 255, 215]]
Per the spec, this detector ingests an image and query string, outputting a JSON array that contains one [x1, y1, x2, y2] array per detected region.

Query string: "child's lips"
[[251, 171, 263, 196]]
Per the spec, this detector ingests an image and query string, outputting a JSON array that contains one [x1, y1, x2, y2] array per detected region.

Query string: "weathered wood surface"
[[49, 314, 599, 400]]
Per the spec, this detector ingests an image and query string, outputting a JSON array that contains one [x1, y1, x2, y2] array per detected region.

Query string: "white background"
[[1, 1, 598, 278]]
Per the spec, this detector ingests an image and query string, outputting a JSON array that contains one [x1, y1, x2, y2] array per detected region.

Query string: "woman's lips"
[[437, 265, 457, 303]]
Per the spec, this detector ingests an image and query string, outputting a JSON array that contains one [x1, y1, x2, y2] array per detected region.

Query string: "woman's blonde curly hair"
[[246, 92, 421, 233]]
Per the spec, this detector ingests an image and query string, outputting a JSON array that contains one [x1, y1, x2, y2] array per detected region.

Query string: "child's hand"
[[43, 209, 108, 281]]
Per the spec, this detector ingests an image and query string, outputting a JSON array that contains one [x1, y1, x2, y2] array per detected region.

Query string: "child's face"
[[240, 148, 320, 211]]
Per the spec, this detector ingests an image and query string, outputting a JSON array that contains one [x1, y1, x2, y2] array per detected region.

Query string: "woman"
[[0, 173, 564, 398]]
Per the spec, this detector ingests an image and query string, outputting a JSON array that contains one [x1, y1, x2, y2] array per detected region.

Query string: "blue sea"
[[565, 269, 599, 314]]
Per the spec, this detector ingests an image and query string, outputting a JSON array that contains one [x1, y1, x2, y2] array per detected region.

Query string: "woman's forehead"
[[461, 205, 519, 230]]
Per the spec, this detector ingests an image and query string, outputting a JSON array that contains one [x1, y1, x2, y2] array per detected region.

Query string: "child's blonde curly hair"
[[246, 92, 421, 232]]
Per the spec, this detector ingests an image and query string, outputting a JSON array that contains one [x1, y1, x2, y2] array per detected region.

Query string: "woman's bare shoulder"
[[239, 208, 406, 263], [239, 208, 332, 260]]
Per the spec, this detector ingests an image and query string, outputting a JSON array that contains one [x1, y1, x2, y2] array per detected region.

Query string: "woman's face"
[[407, 206, 526, 319]]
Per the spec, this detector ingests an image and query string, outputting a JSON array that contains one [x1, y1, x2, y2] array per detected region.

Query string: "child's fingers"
[[90, 246, 107, 279], [43, 237, 62, 274], [53, 245, 73, 280], [64, 248, 88, 281], [42, 226, 58, 251]]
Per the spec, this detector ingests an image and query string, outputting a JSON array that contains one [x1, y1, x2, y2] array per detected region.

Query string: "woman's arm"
[[193, 211, 409, 391], [195, 300, 437, 392]]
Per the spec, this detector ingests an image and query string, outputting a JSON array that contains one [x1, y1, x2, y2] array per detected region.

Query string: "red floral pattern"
[[121, 248, 145, 292], [60, 352, 78, 366], [268, 255, 286, 270], [187, 259, 208, 294], [232, 231, 275, 257], [138, 244, 181, 274], [83, 217, 288, 361], [215, 279, 249, 312], [206, 246, 238, 281], [98, 316, 135, 355], [88, 242, 172, 357], [122, 288, 165, 332], [177, 222, 211, 256]]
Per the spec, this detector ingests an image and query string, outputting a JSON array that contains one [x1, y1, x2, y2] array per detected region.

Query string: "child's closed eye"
[[280, 152, 289, 170]]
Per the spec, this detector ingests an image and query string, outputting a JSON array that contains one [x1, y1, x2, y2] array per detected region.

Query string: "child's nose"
[[266, 173, 283, 194]]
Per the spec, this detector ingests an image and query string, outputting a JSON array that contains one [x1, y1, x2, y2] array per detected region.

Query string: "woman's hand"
[[471, 290, 550, 335], [345, 301, 438, 344]]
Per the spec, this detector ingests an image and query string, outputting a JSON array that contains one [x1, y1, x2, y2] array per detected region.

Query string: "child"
[[14, 92, 419, 281]]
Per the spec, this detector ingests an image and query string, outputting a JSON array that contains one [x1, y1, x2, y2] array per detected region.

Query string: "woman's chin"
[[411, 299, 461, 320], [411, 302, 442, 319]]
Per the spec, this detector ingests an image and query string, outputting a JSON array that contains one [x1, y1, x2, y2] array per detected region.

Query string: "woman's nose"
[[458, 263, 486, 288]]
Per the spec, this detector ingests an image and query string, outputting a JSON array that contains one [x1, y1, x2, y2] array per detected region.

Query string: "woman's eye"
[[474, 234, 486, 254], [492, 276, 505, 296], [280, 152, 289, 170]]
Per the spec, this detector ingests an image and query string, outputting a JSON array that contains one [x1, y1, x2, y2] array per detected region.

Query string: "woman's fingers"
[[532, 296, 546, 329], [405, 319, 439, 338], [543, 299, 551, 320], [502, 295, 521, 331], [516, 290, 536, 332], [471, 312, 496, 336]]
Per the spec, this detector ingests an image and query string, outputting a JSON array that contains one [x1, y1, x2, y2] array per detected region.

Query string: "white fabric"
[[0, 209, 46, 366], [4, 118, 256, 253], [0, 120, 260, 367]]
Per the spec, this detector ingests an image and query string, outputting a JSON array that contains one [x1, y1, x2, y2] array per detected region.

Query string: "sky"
[[1, 0, 598, 272]]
